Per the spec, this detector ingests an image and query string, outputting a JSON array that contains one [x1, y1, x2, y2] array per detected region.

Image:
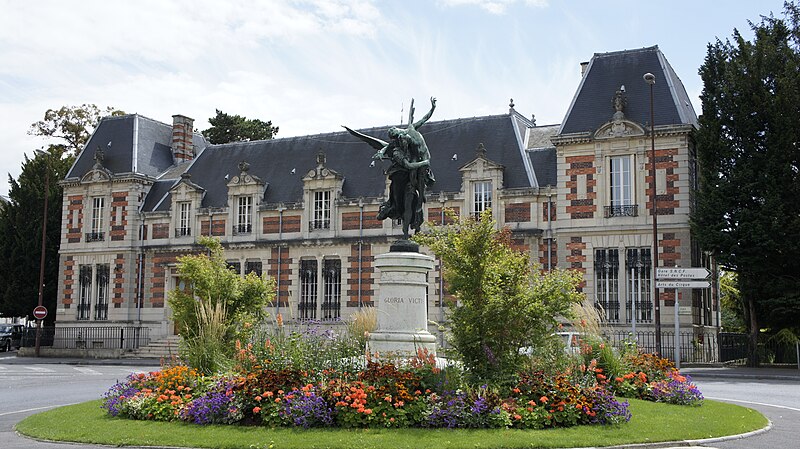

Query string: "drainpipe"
[[136, 212, 145, 324], [358, 198, 364, 309], [546, 187, 553, 270], [277, 204, 285, 316]]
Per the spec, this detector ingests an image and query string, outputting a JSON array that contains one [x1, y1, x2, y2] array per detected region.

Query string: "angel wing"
[[342, 126, 387, 151]]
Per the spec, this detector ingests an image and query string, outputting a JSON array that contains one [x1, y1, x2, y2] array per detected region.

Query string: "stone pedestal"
[[368, 250, 436, 357]]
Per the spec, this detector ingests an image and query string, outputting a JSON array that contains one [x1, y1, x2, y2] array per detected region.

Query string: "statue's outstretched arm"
[[412, 97, 436, 129]]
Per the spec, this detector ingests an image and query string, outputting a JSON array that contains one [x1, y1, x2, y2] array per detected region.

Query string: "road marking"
[[706, 396, 800, 412], [23, 366, 54, 373], [0, 403, 80, 417], [73, 367, 102, 375]]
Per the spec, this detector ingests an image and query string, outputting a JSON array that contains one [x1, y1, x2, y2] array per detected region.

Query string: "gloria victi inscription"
[[383, 297, 424, 305]]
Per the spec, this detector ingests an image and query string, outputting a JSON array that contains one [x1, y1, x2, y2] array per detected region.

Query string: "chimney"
[[171, 114, 195, 162], [580, 61, 589, 77]]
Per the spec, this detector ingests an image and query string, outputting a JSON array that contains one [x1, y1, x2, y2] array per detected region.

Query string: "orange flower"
[[513, 414, 522, 420], [540, 396, 548, 403], [512, 388, 521, 394], [255, 396, 262, 402], [363, 409, 372, 415], [265, 391, 274, 397], [332, 391, 341, 397], [253, 407, 261, 414]]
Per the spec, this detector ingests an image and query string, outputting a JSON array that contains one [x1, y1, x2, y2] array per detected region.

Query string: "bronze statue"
[[344, 97, 436, 240]]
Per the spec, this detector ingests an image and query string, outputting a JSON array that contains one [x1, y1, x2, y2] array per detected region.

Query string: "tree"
[[1, 104, 123, 321], [414, 211, 584, 383], [693, 2, 800, 366], [29, 104, 125, 156], [719, 272, 745, 333], [168, 236, 275, 373], [201, 109, 279, 144], [0, 147, 74, 322]]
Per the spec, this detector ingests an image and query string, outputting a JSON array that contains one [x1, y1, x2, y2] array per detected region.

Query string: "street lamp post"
[[644, 72, 662, 355], [35, 158, 49, 357]]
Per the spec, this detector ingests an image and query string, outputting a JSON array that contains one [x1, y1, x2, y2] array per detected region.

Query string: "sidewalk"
[[0, 352, 161, 366], [681, 365, 800, 381]]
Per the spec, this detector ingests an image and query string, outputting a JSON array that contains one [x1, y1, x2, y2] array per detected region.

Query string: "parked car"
[[556, 331, 583, 355], [0, 324, 24, 351]]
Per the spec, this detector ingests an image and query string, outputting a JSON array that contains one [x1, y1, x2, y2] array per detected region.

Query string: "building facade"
[[55, 46, 718, 346]]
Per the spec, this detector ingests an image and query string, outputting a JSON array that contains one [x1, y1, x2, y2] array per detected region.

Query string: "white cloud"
[[438, 0, 548, 14]]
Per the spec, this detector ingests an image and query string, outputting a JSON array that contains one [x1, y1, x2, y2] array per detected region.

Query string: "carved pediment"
[[227, 160, 265, 187], [302, 151, 343, 181], [459, 144, 504, 173], [172, 173, 205, 193], [80, 167, 112, 184], [594, 118, 646, 139]]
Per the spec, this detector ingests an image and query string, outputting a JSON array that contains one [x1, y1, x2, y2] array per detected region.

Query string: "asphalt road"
[[1, 355, 798, 449], [691, 376, 800, 449], [0, 353, 158, 449]]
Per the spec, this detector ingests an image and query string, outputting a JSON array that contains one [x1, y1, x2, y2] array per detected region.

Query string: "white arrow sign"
[[656, 267, 710, 280], [656, 280, 711, 289]]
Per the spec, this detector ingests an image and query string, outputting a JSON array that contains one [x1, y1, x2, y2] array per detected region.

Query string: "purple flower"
[[101, 376, 140, 417], [181, 379, 242, 425], [587, 388, 631, 425], [280, 388, 333, 428]]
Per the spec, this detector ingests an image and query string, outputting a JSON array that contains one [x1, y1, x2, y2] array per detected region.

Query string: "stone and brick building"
[[56, 46, 718, 345]]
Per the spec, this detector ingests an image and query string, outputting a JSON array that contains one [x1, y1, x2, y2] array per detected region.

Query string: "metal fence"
[[21, 326, 150, 350], [604, 330, 720, 364]]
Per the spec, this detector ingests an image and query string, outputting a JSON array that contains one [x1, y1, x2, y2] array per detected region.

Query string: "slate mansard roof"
[[67, 111, 554, 213], [559, 46, 698, 135], [66, 114, 208, 179]]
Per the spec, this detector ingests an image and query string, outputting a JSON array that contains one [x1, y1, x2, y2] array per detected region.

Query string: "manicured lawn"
[[16, 398, 767, 449]]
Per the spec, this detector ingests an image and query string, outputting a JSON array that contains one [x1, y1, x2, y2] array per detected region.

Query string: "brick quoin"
[[63, 256, 75, 306], [567, 157, 596, 219], [66, 195, 83, 243], [539, 239, 557, 270], [268, 247, 292, 307], [542, 201, 556, 221], [347, 243, 374, 307], [113, 253, 125, 305], [110, 192, 128, 241]]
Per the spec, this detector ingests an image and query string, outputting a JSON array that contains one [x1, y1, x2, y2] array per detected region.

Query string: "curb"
[[564, 418, 771, 449]]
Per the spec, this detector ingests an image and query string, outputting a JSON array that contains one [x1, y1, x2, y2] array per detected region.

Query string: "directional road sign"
[[656, 267, 710, 280], [656, 280, 711, 289]]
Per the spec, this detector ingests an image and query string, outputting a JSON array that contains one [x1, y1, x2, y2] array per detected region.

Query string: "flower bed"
[[103, 352, 637, 429]]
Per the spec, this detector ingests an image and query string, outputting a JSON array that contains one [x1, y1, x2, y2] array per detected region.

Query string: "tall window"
[[94, 264, 109, 320], [607, 156, 636, 217], [299, 260, 318, 320], [594, 249, 620, 322], [177, 202, 191, 237], [311, 191, 331, 230], [625, 248, 652, 323], [78, 265, 92, 320], [245, 260, 262, 277], [227, 260, 241, 275], [87, 197, 105, 241], [322, 259, 341, 320], [473, 181, 492, 217], [236, 196, 252, 234]]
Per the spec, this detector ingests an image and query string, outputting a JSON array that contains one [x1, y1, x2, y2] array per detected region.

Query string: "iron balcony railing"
[[175, 227, 191, 237], [85, 231, 105, 242], [233, 223, 252, 235], [309, 219, 330, 231], [604, 205, 638, 218]]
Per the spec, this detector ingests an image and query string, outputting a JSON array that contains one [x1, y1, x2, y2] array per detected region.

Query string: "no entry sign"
[[33, 305, 47, 320]]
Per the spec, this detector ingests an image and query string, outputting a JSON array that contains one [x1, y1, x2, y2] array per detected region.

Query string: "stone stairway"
[[123, 335, 181, 360]]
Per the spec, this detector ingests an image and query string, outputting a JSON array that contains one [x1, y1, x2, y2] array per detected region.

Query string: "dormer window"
[[86, 196, 105, 242], [473, 181, 492, 217], [310, 190, 331, 231], [176, 202, 192, 237], [235, 195, 253, 234]]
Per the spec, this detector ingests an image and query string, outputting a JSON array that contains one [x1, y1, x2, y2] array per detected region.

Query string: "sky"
[[0, 0, 791, 197]]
